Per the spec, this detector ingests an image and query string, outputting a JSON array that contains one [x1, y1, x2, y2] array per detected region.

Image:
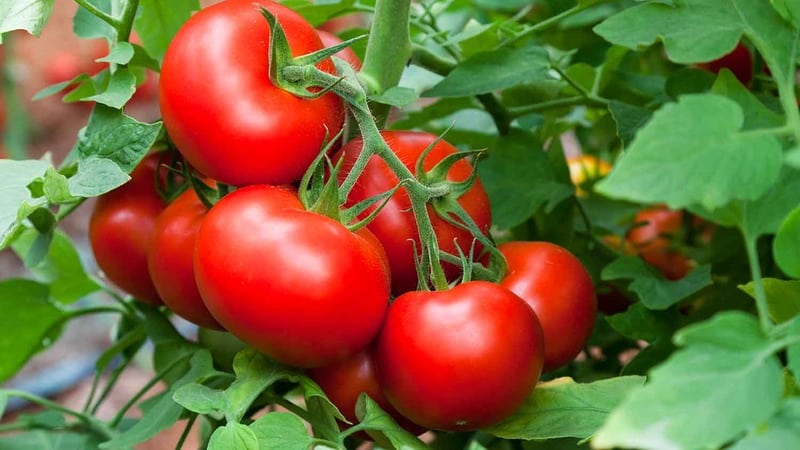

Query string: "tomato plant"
[[626, 206, 692, 280], [194, 184, 390, 368], [159, 0, 345, 186], [317, 29, 362, 71], [337, 130, 491, 294], [375, 281, 544, 431]]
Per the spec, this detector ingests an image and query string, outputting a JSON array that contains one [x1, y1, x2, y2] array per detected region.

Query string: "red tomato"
[[148, 187, 223, 330], [159, 0, 345, 186], [316, 29, 362, 71], [697, 42, 752, 86], [627, 206, 691, 280], [45, 39, 108, 85], [497, 241, 596, 372], [337, 131, 492, 295], [375, 281, 544, 431], [307, 348, 424, 436], [89, 154, 167, 305], [194, 184, 390, 368]]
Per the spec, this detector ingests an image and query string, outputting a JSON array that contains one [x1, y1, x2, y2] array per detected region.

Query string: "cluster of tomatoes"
[[89, 0, 597, 434]]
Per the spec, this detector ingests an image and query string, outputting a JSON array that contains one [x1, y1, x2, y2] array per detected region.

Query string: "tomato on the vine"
[[497, 241, 596, 372], [194, 184, 390, 368], [375, 281, 544, 431], [89, 153, 167, 305], [147, 186, 222, 330], [627, 206, 692, 280], [159, 0, 345, 186], [337, 131, 491, 294]]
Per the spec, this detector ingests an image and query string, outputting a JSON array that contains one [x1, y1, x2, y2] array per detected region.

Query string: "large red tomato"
[[627, 206, 692, 280], [497, 241, 596, 372], [337, 131, 491, 294], [159, 0, 345, 186], [375, 281, 544, 431], [148, 187, 223, 330], [194, 185, 390, 368], [89, 154, 167, 305]]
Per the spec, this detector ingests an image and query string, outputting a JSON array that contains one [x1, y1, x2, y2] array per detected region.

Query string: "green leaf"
[[356, 395, 429, 450], [593, 312, 783, 450], [595, 94, 782, 210], [67, 156, 130, 198], [423, 41, 551, 98], [208, 423, 259, 450], [0, 159, 50, 248], [729, 398, 800, 450], [250, 412, 315, 450], [11, 229, 100, 304], [134, 0, 200, 62], [478, 130, 574, 229], [0, 0, 54, 43], [300, 376, 344, 440], [774, 206, 800, 279], [42, 167, 74, 204], [606, 303, 680, 342], [607, 101, 652, 149], [99, 351, 215, 449], [73, 0, 113, 39], [0, 430, 103, 450], [370, 86, 419, 108], [173, 383, 226, 415], [601, 256, 713, 310], [485, 376, 646, 440], [0, 279, 65, 382], [85, 68, 137, 109], [225, 349, 301, 423], [772, 0, 800, 27], [99, 42, 134, 65], [740, 278, 800, 324], [710, 71, 784, 130]]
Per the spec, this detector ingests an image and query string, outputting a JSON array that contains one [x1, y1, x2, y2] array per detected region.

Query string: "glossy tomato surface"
[[375, 281, 544, 431], [194, 185, 390, 368], [497, 241, 596, 372], [627, 206, 691, 280], [148, 187, 222, 330], [89, 154, 167, 304], [337, 131, 491, 294], [160, 0, 344, 186]]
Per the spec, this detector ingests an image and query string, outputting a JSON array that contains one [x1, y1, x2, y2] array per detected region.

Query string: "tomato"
[[317, 29, 362, 71], [566, 154, 611, 197], [148, 187, 223, 330], [496, 241, 596, 372], [159, 0, 345, 186], [697, 42, 752, 86], [89, 154, 167, 305], [375, 281, 544, 431], [307, 348, 425, 436], [194, 184, 390, 368], [626, 206, 692, 280], [337, 131, 492, 294], [45, 39, 107, 85]]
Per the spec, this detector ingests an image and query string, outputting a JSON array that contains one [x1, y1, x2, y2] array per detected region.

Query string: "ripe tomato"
[[89, 154, 167, 304], [375, 281, 544, 431], [497, 241, 596, 372], [159, 0, 345, 186], [566, 154, 611, 197], [697, 42, 752, 86], [337, 131, 491, 294], [316, 29, 362, 71], [307, 348, 424, 436], [626, 206, 692, 280], [148, 187, 222, 330], [194, 184, 390, 368]]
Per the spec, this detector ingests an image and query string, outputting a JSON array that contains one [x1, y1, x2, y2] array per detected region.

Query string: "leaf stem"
[[508, 95, 608, 117], [742, 234, 773, 332], [175, 413, 198, 450], [1, 389, 116, 439], [500, 2, 607, 48], [73, 0, 120, 30], [108, 355, 189, 427]]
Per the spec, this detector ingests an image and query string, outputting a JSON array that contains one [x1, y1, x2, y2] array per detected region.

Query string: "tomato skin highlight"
[[159, 0, 345, 186], [148, 187, 223, 330], [375, 281, 544, 431], [89, 154, 167, 305], [194, 185, 390, 368], [337, 131, 492, 295], [497, 241, 597, 372]]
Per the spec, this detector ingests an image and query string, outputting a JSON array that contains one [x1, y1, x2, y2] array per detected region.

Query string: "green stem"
[[742, 233, 773, 332], [508, 95, 608, 118], [2, 389, 116, 439], [116, 0, 139, 42], [175, 414, 198, 450], [477, 93, 511, 135], [73, 0, 120, 30], [108, 355, 189, 427], [500, 2, 605, 48], [358, 0, 412, 125]]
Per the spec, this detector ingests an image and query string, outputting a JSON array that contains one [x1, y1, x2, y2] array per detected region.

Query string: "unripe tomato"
[[375, 281, 544, 431], [148, 187, 223, 330], [89, 154, 167, 304], [627, 206, 692, 280], [497, 241, 597, 372], [160, 0, 345, 186], [337, 131, 492, 295], [194, 185, 390, 368]]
